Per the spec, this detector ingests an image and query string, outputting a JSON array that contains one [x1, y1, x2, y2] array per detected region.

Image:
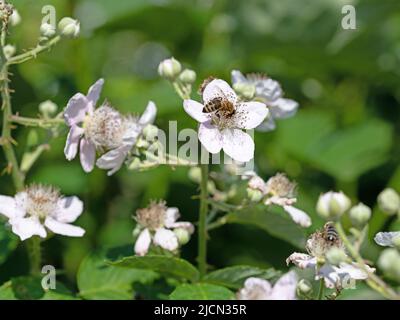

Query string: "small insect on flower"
[[322, 222, 341, 244], [203, 96, 235, 118]]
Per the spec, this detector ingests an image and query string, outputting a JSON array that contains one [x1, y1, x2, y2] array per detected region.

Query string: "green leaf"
[[203, 266, 280, 290], [111, 255, 199, 282], [0, 223, 18, 266], [77, 251, 158, 300], [0, 282, 16, 300], [11, 276, 45, 300], [170, 284, 235, 300], [225, 205, 307, 248]]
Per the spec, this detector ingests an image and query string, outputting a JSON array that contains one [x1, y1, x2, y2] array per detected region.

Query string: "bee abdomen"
[[203, 97, 223, 113]]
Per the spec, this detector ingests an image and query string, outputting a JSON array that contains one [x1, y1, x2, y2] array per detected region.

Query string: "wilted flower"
[[134, 201, 194, 256], [316, 191, 351, 220], [237, 271, 298, 300], [0, 184, 85, 241], [231, 70, 299, 132], [287, 224, 375, 289], [374, 231, 400, 248], [183, 79, 268, 162]]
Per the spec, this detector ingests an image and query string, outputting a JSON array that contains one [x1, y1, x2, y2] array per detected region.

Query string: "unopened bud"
[[247, 188, 263, 203], [188, 167, 201, 184], [40, 22, 56, 38], [9, 9, 20, 26], [377, 249, 400, 282], [174, 228, 191, 245], [349, 203, 371, 228], [158, 57, 182, 80], [179, 69, 196, 84], [3, 44, 15, 59], [142, 124, 158, 141], [326, 247, 347, 265], [58, 17, 80, 38], [297, 279, 313, 295], [39, 100, 58, 116], [316, 191, 351, 220], [233, 82, 256, 100], [378, 188, 400, 215]]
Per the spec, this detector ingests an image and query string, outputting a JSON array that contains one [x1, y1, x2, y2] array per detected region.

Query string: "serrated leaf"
[[203, 266, 280, 290], [0, 223, 18, 266], [170, 283, 235, 300], [111, 255, 199, 282], [225, 205, 307, 248], [78, 251, 158, 300]]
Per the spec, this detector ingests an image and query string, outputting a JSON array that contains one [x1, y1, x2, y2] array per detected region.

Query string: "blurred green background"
[[1, 0, 400, 299]]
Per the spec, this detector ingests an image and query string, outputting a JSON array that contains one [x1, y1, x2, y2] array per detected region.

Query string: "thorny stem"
[[198, 164, 209, 278], [335, 222, 400, 300], [10, 115, 65, 128]]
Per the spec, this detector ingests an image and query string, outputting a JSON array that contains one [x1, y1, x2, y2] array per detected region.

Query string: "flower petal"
[[286, 252, 316, 269], [135, 229, 151, 256], [255, 77, 283, 102], [222, 129, 254, 162], [234, 102, 268, 130], [139, 101, 157, 126], [237, 277, 272, 300], [171, 222, 195, 234], [164, 207, 180, 228], [0, 195, 17, 219], [270, 98, 299, 119], [183, 100, 210, 123], [10, 217, 47, 241], [231, 70, 248, 86], [96, 146, 129, 176], [44, 217, 85, 237], [79, 138, 96, 173], [64, 126, 84, 161], [153, 228, 179, 251], [374, 231, 400, 247], [203, 79, 237, 105], [56, 196, 84, 223], [283, 205, 312, 228], [64, 93, 89, 126], [86, 78, 104, 112], [256, 114, 276, 132], [198, 121, 223, 154], [270, 271, 298, 300]]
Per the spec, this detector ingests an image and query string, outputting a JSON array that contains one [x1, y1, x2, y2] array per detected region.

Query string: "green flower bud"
[[174, 228, 191, 245], [326, 247, 347, 265], [9, 9, 21, 26], [3, 44, 15, 59], [233, 82, 256, 100], [179, 69, 196, 84], [142, 124, 158, 141], [58, 17, 80, 38], [297, 279, 313, 296], [40, 22, 56, 38], [247, 187, 263, 203], [393, 235, 400, 250], [39, 100, 58, 116], [128, 157, 141, 170], [378, 188, 400, 215], [188, 167, 201, 184], [158, 57, 182, 80], [377, 249, 400, 282], [316, 191, 351, 220], [136, 137, 149, 149], [349, 202, 371, 228]]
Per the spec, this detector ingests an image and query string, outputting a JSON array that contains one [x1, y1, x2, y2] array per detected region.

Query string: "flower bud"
[[39, 100, 58, 116], [378, 188, 400, 215], [377, 249, 400, 282], [174, 228, 191, 245], [297, 279, 313, 295], [136, 137, 149, 149], [40, 22, 56, 38], [132, 225, 141, 238], [142, 124, 158, 141], [3, 44, 15, 59], [349, 203, 371, 228], [178, 69, 196, 84], [393, 235, 400, 250], [188, 167, 201, 184], [233, 82, 256, 100], [326, 247, 347, 265], [128, 157, 141, 170], [9, 9, 21, 26], [58, 17, 80, 38], [158, 57, 182, 80], [316, 191, 351, 220], [247, 188, 263, 203]]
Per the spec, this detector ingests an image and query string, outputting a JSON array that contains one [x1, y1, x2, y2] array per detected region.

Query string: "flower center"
[[83, 104, 125, 150], [136, 201, 167, 230], [265, 173, 296, 198], [24, 185, 60, 221]]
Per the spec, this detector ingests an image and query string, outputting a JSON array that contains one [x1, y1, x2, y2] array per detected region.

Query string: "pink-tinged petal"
[[153, 228, 179, 251], [79, 138, 96, 173], [134, 229, 151, 256], [237, 277, 272, 300], [64, 126, 84, 161], [139, 101, 157, 126], [222, 129, 254, 162], [164, 207, 180, 228], [283, 206, 312, 228], [270, 271, 298, 300], [56, 196, 84, 223], [286, 252, 316, 269], [44, 217, 85, 237], [171, 222, 195, 234], [10, 217, 47, 241], [86, 78, 104, 112], [198, 121, 223, 154], [96, 146, 129, 176], [203, 79, 237, 105], [0, 195, 17, 219], [270, 98, 299, 119], [13, 192, 28, 218], [64, 93, 89, 126], [183, 100, 210, 123], [234, 102, 268, 130]]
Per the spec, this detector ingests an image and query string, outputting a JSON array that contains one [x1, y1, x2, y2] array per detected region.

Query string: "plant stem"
[[335, 222, 400, 300], [26, 237, 42, 275], [10, 115, 65, 128], [198, 164, 209, 278], [317, 278, 325, 300]]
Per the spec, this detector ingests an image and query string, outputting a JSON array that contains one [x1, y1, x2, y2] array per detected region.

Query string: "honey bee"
[[202, 96, 235, 117], [323, 222, 340, 243], [198, 76, 215, 95]]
